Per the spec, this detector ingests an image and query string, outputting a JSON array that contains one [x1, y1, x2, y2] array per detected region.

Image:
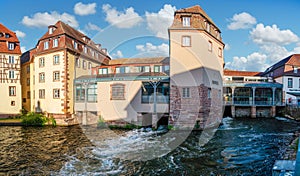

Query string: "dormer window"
[[8, 43, 14, 50], [5, 34, 10, 38], [44, 41, 49, 50], [294, 67, 298, 73], [74, 41, 78, 49], [206, 22, 210, 32], [182, 17, 190, 27], [49, 28, 53, 34]]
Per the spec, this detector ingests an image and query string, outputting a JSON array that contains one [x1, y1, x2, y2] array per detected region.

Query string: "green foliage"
[[49, 116, 57, 127], [21, 112, 48, 126], [97, 115, 107, 128], [168, 125, 174, 130]]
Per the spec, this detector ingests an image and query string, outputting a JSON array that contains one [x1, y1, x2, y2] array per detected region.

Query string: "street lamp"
[[149, 80, 161, 128]]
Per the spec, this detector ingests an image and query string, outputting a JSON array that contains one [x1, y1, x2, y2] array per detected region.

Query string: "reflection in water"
[[0, 117, 299, 175]]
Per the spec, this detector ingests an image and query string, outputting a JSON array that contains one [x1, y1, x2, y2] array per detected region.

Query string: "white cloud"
[[225, 52, 268, 71], [135, 42, 169, 57], [15, 30, 26, 38], [145, 4, 176, 39], [227, 12, 257, 30], [224, 43, 230, 51], [250, 23, 299, 45], [102, 4, 142, 28], [85, 22, 102, 32], [22, 11, 78, 28], [21, 46, 26, 53], [111, 50, 123, 58], [74, 2, 97, 16]]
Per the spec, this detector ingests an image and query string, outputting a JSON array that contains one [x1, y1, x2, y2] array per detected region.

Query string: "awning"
[[287, 92, 300, 97]]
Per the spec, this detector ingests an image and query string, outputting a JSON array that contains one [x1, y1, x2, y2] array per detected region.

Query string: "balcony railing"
[[142, 95, 169, 104], [224, 100, 285, 106]]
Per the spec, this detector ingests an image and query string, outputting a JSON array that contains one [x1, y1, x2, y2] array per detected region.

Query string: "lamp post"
[[149, 80, 161, 128]]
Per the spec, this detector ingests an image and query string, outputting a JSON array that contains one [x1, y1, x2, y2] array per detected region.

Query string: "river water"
[[0, 117, 299, 175]]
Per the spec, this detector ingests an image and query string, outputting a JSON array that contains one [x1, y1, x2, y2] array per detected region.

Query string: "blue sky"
[[1, 0, 300, 71]]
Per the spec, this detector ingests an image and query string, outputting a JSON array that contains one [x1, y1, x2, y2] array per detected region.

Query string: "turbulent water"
[[0, 117, 299, 175]]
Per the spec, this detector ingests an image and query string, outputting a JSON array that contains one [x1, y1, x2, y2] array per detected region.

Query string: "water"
[[0, 117, 299, 175]]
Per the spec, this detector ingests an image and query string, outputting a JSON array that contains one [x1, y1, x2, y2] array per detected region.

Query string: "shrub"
[[21, 112, 48, 126], [97, 115, 107, 128]]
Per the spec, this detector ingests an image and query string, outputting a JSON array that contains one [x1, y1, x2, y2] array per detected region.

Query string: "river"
[[0, 117, 299, 175]]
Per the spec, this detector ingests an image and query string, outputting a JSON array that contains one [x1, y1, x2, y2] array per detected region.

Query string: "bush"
[[21, 112, 48, 126], [97, 115, 107, 128]]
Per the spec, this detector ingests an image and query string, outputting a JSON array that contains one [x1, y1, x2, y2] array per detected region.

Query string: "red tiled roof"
[[0, 23, 21, 54], [224, 70, 262, 76], [286, 54, 300, 66], [108, 57, 169, 65], [175, 5, 216, 28]]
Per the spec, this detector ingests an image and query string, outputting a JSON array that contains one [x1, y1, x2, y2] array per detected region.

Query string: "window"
[[5, 34, 10, 38], [299, 79, 300, 88], [8, 43, 14, 50], [39, 57, 45, 67], [208, 88, 211, 99], [8, 70, 14, 79], [53, 38, 58, 47], [76, 58, 80, 68], [98, 68, 108, 74], [53, 89, 60, 99], [74, 41, 77, 49], [154, 66, 161, 72], [26, 78, 30, 86], [39, 89, 45, 99], [111, 84, 125, 100], [53, 71, 60, 81], [87, 84, 97, 102], [26, 65, 30, 74], [8, 56, 14, 64], [288, 78, 293, 88], [182, 17, 190, 27], [53, 55, 59, 65], [84, 46, 87, 53], [75, 84, 85, 101], [141, 82, 169, 103], [9, 86, 16, 96], [27, 91, 30, 99], [82, 60, 87, 69], [208, 41, 212, 51], [88, 62, 92, 69], [294, 67, 298, 73], [44, 41, 49, 49], [206, 22, 210, 32], [218, 48, 222, 57], [182, 87, 190, 98], [49, 28, 53, 34], [11, 101, 15, 106], [23, 98, 26, 103], [182, 36, 191, 47], [39, 72, 45, 83], [134, 66, 150, 73]]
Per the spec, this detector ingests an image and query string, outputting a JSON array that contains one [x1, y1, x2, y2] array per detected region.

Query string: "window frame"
[[182, 87, 190, 98], [8, 55, 14, 64], [182, 16, 191, 27], [111, 84, 125, 100], [53, 38, 58, 48], [39, 89, 45, 99], [182, 36, 191, 47], [288, 78, 293, 88], [39, 72, 45, 83], [53, 55, 59, 65], [53, 71, 60, 81], [9, 86, 16, 96], [39, 57, 45, 67], [53, 89, 60, 99], [8, 43, 14, 50], [208, 41, 213, 52], [44, 41, 49, 50], [8, 70, 14, 79]]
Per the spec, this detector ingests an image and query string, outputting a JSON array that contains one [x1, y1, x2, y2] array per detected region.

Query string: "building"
[[168, 5, 224, 129], [223, 70, 283, 118], [21, 21, 110, 125], [0, 23, 22, 117], [75, 57, 170, 126], [261, 54, 300, 106]]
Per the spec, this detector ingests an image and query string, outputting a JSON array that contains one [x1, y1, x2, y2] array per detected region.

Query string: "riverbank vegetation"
[[21, 112, 56, 127], [279, 107, 300, 120]]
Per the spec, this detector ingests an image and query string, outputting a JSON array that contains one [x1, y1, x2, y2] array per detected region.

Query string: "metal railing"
[[224, 100, 285, 106]]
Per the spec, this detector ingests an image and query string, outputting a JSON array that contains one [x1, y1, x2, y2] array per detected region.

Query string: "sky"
[[1, 0, 300, 72]]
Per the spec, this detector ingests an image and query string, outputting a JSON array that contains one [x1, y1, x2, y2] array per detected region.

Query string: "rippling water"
[[0, 117, 299, 175]]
